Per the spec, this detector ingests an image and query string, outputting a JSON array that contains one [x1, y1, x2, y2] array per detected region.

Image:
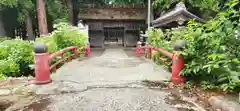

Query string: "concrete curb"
[[208, 96, 240, 111]]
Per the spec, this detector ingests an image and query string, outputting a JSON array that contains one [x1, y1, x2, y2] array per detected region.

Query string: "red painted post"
[[34, 53, 51, 84], [148, 46, 152, 58], [73, 47, 77, 58], [53, 66, 57, 73], [136, 45, 139, 56], [171, 54, 185, 84], [136, 45, 141, 56], [86, 44, 91, 57], [136, 41, 142, 57]]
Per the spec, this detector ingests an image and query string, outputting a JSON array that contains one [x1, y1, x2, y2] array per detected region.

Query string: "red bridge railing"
[[136, 44, 184, 85], [33, 44, 90, 85]]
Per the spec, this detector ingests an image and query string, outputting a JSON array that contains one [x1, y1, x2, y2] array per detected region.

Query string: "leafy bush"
[[0, 74, 4, 80], [0, 22, 87, 78], [147, 28, 172, 69], [35, 35, 58, 53], [0, 46, 9, 60], [52, 22, 87, 49], [147, 0, 240, 92], [35, 23, 87, 53], [0, 60, 19, 77], [0, 40, 34, 77], [147, 28, 171, 51]]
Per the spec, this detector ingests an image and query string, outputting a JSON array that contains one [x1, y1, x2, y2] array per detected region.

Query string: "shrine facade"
[[78, 4, 147, 48]]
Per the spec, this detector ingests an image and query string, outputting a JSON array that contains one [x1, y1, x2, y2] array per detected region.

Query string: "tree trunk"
[[66, 0, 74, 25], [0, 13, 6, 37], [37, 0, 48, 35], [25, 11, 35, 40]]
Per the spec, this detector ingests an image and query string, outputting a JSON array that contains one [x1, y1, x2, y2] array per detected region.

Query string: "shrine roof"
[[152, 2, 204, 27]]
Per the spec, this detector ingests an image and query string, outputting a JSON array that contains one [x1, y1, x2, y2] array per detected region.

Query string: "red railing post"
[[73, 47, 77, 58], [171, 54, 185, 84], [86, 43, 91, 57], [33, 43, 51, 85], [147, 46, 152, 58], [136, 41, 141, 57]]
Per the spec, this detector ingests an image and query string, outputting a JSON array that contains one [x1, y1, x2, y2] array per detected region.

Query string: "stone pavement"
[[20, 48, 206, 111]]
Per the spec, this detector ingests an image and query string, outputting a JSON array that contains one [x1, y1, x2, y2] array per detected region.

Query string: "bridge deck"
[[52, 48, 171, 85], [32, 49, 201, 111]]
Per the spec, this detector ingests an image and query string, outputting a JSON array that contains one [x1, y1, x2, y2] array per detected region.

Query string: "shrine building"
[[78, 4, 148, 48]]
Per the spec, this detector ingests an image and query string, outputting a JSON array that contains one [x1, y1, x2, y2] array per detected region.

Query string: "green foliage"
[[0, 0, 68, 25], [200, 81, 218, 90], [152, 0, 226, 20], [153, 0, 221, 11], [0, 22, 87, 78], [36, 22, 87, 52], [0, 37, 11, 60], [184, 81, 192, 89], [0, 0, 34, 21], [0, 74, 5, 80], [146, 28, 172, 51], [0, 59, 19, 77], [1, 40, 34, 77], [0, 46, 8, 60], [52, 22, 87, 49], [35, 35, 58, 53], [147, 28, 172, 70], [152, 0, 172, 10], [147, 0, 240, 92], [46, 0, 68, 24], [0, 0, 17, 9]]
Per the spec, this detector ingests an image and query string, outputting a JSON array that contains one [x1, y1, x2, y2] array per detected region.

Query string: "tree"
[[17, 0, 35, 40], [45, 0, 68, 24], [37, 0, 48, 35], [152, 0, 226, 20], [0, 0, 147, 38], [66, 0, 74, 25], [152, 0, 222, 11], [0, 0, 36, 40], [0, 0, 17, 37]]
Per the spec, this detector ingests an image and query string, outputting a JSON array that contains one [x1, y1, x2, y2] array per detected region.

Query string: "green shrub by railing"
[[146, 1, 240, 92], [0, 22, 87, 80], [36, 35, 58, 53]]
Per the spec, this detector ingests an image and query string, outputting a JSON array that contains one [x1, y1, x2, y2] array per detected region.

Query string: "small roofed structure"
[[151, 2, 204, 28]]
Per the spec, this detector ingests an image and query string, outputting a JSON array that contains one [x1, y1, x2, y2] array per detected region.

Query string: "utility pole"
[[147, 0, 151, 29]]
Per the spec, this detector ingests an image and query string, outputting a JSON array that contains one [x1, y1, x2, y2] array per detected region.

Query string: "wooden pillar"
[[101, 30, 103, 48], [124, 28, 127, 47]]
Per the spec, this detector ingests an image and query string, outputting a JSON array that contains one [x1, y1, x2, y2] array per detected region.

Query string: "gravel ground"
[[46, 88, 178, 111]]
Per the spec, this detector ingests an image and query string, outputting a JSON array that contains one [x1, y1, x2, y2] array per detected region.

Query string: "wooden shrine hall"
[[78, 4, 147, 48]]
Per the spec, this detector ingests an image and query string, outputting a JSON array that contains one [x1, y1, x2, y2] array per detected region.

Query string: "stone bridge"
[[23, 48, 206, 111]]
